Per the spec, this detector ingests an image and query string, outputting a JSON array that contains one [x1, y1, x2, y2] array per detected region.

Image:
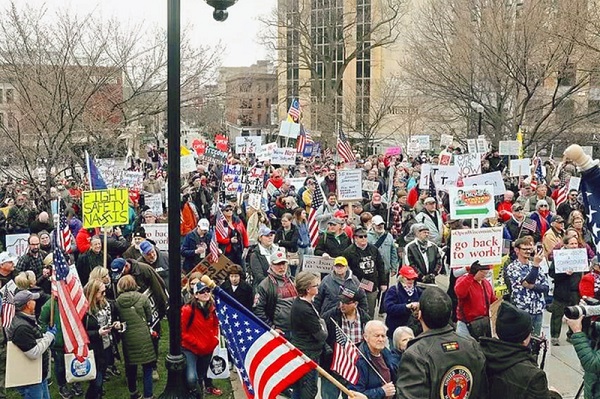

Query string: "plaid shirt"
[[342, 311, 363, 345], [16, 250, 48, 279]]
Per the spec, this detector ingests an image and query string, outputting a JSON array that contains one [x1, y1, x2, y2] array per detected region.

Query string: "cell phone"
[[535, 243, 543, 253]]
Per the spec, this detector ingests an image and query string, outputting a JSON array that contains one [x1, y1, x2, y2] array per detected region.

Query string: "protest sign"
[[203, 146, 228, 164], [385, 147, 402, 156], [256, 142, 278, 162], [467, 139, 477, 154], [271, 147, 297, 165], [235, 136, 262, 155], [265, 182, 278, 197], [142, 223, 168, 251], [288, 178, 306, 191], [120, 171, 144, 189], [463, 171, 506, 196], [553, 248, 588, 273], [303, 255, 334, 274], [145, 194, 163, 216], [180, 154, 196, 174], [362, 180, 380, 192], [509, 159, 531, 177], [222, 164, 244, 193], [182, 254, 234, 287], [82, 188, 129, 228], [413, 135, 431, 150], [499, 140, 520, 156], [450, 227, 503, 267], [5, 233, 29, 259], [95, 158, 124, 188], [438, 151, 452, 166], [279, 121, 301, 138], [440, 134, 454, 148], [476, 137, 488, 153], [214, 135, 229, 152], [583, 146, 593, 157], [192, 139, 206, 156], [569, 176, 581, 192], [449, 185, 495, 219], [419, 164, 460, 192], [407, 140, 420, 156], [337, 169, 363, 201], [454, 153, 482, 177]]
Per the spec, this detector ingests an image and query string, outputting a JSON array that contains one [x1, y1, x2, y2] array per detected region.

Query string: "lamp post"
[[159, 1, 237, 398], [470, 101, 484, 139]]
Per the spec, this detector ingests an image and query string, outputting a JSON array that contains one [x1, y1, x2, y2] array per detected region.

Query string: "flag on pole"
[[209, 229, 219, 262], [324, 148, 332, 158], [308, 181, 325, 248], [530, 157, 543, 190], [213, 286, 316, 399], [337, 128, 356, 163], [1, 284, 15, 329], [85, 150, 107, 190], [516, 127, 524, 159], [215, 208, 228, 240], [58, 211, 73, 254], [555, 164, 571, 207], [296, 124, 309, 154], [54, 245, 89, 359], [331, 324, 359, 384], [287, 98, 301, 123]]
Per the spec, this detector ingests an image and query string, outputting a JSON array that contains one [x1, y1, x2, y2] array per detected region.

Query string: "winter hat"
[[496, 302, 532, 343], [469, 260, 491, 275]]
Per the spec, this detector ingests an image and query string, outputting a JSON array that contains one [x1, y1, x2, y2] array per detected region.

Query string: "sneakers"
[[72, 382, 84, 396], [106, 365, 121, 376], [205, 386, 223, 396], [152, 369, 159, 381], [130, 392, 142, 399], [59, 386, 74, 399], [551, 337, 560, 346]]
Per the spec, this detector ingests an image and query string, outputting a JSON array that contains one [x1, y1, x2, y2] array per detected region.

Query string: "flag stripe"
[[331, 324, 359, 384], [337, 128, 356, 162]]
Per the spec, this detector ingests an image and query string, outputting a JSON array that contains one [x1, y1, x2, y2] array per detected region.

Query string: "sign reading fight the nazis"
[[82, 188, 129, 228]]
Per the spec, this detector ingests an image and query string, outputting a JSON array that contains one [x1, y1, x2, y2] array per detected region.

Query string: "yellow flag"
[[516, 127, 524, 159], [180, 146, 191, 156]]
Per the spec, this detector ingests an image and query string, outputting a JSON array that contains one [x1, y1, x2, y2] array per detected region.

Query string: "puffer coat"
[[115, 291, 156, 365]]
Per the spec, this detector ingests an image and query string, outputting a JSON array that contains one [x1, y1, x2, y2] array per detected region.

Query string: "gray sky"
[[4, 0, 276, 66]]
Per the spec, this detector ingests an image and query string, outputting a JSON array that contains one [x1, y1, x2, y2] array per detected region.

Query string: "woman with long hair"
[[568, 212, 596, 253], [216, 204, 249, 268], [181, 281, 221, 397], [293, 207, 311, 266], [275, 213, 300, 276]]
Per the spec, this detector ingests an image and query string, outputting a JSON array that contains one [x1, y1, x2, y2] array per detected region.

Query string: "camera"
[[565, 297, 600, 319], [205, 0, 237, 22]]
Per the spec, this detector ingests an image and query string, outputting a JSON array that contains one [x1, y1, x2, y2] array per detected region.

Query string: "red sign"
[[215, 135, 229, 152], [192, 139, 206, 156]]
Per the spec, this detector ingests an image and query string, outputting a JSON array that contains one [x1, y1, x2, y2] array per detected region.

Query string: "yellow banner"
[[82, 188, 129, 228]]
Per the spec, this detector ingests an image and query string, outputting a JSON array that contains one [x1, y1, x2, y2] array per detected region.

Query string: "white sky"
[[2, 0, 277, 67]]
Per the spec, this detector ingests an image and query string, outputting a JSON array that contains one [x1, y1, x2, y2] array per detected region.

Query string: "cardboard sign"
[[553, 248, 588, 273], [182, 254, 235, 287], [279, 121, 301, 138], [449, 185, 495, 219], [362, 180, 380, 192], [419, 164, 460, 192], [385, 147, 402, 156], [509, 159, 531, 177], [235, 136, 262, 154], [203, 146, 228, 165], [145, 194, 163, 216], [302, 255, 334, 274], [476, 137, 488, 153], [271, 148, 297, 165], [438, 152, 452, 166], [467, 139, 477, 154], [192, 139, 206, 156], [454, 153, 482, 177], [569, 176, 581, 192], [336, 169, 363, 201], [214, 135, 229, 152], [463, 171, 506, 196], [82, 188, 129, 228], [257, 142, 278, 162], [5, 233, 29, 259], [120, 171, 144, 189], [440, 134, 454, 148], [181, 154, 196, 174], [450, 227, 503, 267], [142, 223, 168, 251], [5, 342, 42, 388], [413, 135, 431, 150], [499, 140, 521, 156]]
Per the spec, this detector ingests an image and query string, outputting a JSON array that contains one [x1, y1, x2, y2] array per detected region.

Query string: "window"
[[5, 89, 14, 104], [7, 112, 14, 128], [558, 64, 576, 87]]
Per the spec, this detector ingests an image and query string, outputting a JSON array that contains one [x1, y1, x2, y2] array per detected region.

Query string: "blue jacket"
[[384, 283, 423, 340], [180, 229, 212, 273], [349, 341, 396, 399]]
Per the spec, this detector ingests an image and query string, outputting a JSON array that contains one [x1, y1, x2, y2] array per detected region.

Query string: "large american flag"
[[331, 323, 359, 384], [581, 165, 600, 254], [58, 212, 73, 254], [1, 283, 15, 328], [54, 246, 89, 359], [308, 180, 325, 247], [337, 128, 356, 163], [215, 208, 228, 239], [214, 287, 316, 399], [287, 98, 301, 123], [324, 148, 333, 159], [555, 164, 571, 207]]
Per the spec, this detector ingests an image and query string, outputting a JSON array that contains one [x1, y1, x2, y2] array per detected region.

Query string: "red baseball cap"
[[399, 266, 419, 280]]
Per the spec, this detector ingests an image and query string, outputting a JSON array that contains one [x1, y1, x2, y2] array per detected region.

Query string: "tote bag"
[[207, 334, 230, 380], [65, 350, 97, 383]]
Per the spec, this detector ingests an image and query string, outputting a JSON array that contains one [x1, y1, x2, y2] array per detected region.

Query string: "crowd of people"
[[1, 142, 600, 399]]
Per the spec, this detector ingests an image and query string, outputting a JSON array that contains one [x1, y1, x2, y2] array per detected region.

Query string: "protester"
[[367, 215, 399, 277], [403, 223, 442, 283], [414, 197, 443, 246], [315, 192, 338, 232], [542, 215, 565, 256], [455, 261, 496, 340], [315, 218, 351, 259], [220, 264, 253, 310], [216, 203, 249, 267], [138, 241, 169, 290], [384, 266, 423, 339], [77, 236, 110, 287], [249, 226, 279, 287], [390, 326, 414, 369], [314, 256, 368, 315], [275, 213, 300, 275]]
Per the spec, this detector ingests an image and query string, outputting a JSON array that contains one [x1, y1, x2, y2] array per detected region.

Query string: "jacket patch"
[[440, 365, 472, 399], [441, 341, 459, 352]]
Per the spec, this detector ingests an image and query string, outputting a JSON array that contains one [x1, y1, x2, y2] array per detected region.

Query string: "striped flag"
[[209, 229, 219, 262], [214, 287, 316, 399], [1, 283, 15, 329], [215, 208, 228, 240], [555, 165, 571, 207], [324, 148, 332, 158], [337, 128, 356, 163], [308, 180, 325, 247], [58, 212, 73, 254], [331, 324, 359, 384], [54, 245, 89, 359], [521, 217, 538, 233], [287, 98, 301, 123], [296, 124, 307, 154], [531, 157, 544, 190]]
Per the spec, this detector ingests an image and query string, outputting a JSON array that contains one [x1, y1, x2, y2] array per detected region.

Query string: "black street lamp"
[[470, 101, 484, 139], [158, 0, 236, 398]]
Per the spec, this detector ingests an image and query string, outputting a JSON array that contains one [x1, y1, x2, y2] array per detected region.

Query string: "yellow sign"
[[82, 189, 129, 228]]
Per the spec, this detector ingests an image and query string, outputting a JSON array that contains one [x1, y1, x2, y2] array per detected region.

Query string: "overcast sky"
[[3, 0, 277, 67]]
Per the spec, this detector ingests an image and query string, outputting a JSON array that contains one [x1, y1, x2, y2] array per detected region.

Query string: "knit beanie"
[[496, 302, 532, 343]]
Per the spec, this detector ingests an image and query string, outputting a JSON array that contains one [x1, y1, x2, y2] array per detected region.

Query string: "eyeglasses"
[[539, 205, 548, 208], [223, 208, 233, 212], [355, 235, 367, 238], [517, 246, 533, 251]]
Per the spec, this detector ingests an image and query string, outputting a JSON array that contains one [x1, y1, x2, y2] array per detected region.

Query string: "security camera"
[[205, 0, 237, 22]]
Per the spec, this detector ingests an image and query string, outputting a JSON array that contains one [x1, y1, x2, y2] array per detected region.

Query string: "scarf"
[[402, 283, 415, 297], [416, 239, 429, 253]]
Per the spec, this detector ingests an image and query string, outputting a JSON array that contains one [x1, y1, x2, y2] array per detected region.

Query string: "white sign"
[[279, 121, 301, 138], [6, 233, 30, 259], [582, 146, 593, 157], [413, 135, 431, 150], [463, 171, 506, 196], [509, 159, 531, 177], [419, 164, 460, 192], [271, 148, 297, 165], [553, 248, 588, 273], [142, 223, 169, 251], [440, 134, 454, 148], [467, 139, 477, 154], [303, 255, 334, 274], [337, 169, 363, 201], [499, 140, 521, 156], [145, 194, 163, 216], [569, 176, 581, 192], [288, 178, 306, 191], [407, 140, 421, 156], [120, 171, 144, 189], [476, 137, 488, 153], [235, 136, 262, 154], [450, 227, 503, 267], [362, 180, 380, 192], [449, 185, 496, 220], [222, 164, 245, 193], [257, 142, 278, 162], [180, 154, 196, 174], [454, 153, 481, 177]]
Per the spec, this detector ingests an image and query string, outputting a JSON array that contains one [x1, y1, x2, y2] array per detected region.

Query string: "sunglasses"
[[196, 288, 211, 294], [355, 234, 367, 238], [223, 208, 233, 212], [539, 205, 548, 208]]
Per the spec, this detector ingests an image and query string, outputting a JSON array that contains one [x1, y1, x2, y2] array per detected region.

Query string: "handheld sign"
[[553, 248, 588, 273], [450, 227, 503, 268], [336, 169, 363, 201], [82, 188, 129, 228], [449, 185, 495, 219], [302, 256, 335, 274]]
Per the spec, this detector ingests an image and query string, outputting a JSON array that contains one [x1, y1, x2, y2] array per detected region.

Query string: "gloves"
[[47, 325, 57, 336]]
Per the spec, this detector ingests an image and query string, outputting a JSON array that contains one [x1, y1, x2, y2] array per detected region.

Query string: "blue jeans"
[[52, 348, 67, 387], [455, 321, 472, 339], [125, 363, 153, 398], [321, 376, 349, 399], [17, 379, 50, 399], [531, 313, 543, 336], [181, 348, 213, 391]]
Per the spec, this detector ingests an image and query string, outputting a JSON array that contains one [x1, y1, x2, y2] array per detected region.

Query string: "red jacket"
[[579, 272, 598, 299], [76, 228, 91, 254], [181, 303, 219, 356], [497, 201, 513, 223], [455, 273, 497, 323], [216, 216, 249, 253]]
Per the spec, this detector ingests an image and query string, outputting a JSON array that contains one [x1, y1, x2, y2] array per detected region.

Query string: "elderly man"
[[254, 250, 297, 336], [404, 223, 442, 284], [414, 197, 444, 246], [497, 190, 515, 223], [368, 215, 399, 277], [396, 287, 487, 398], [29, 211, 53, 235], [138, 241, 169, 290], [180, 218, 211, 273], [542, 215, 565, 257], [349, 320, 396, 399], [525, 183, 556, 213]]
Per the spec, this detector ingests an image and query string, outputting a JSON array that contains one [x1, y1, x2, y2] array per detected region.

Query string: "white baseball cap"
[[198, 218, 210, 230], [372, 215, 385, 225], [0, 252, 17, 264]]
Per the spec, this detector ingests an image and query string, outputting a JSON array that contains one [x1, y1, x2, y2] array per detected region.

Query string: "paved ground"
[[230, 274, 585, 398]]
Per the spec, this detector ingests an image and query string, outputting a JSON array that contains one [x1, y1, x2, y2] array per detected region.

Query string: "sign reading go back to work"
[[82, 188, 129, 228]]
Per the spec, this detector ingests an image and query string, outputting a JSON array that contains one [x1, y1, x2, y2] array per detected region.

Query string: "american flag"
[[331, 323, 359, 384], [308, 180, 324, 247], [531, 157, 544, 190], [214, 287, 316, 399], [521, 217, 538, 233], [287, 98, 301, 123], [555, 164, 571, 207], [296, 124, 308, 154], [323, 148, 332, 159], [58, 212, 73, 254], [54, 245, 89, 359], [215, 208, 228, 240], [1, 283, 15, 328], [580, 165, 600, 254], [209, 229, 219, 262], [337, 128, 356, 163]]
